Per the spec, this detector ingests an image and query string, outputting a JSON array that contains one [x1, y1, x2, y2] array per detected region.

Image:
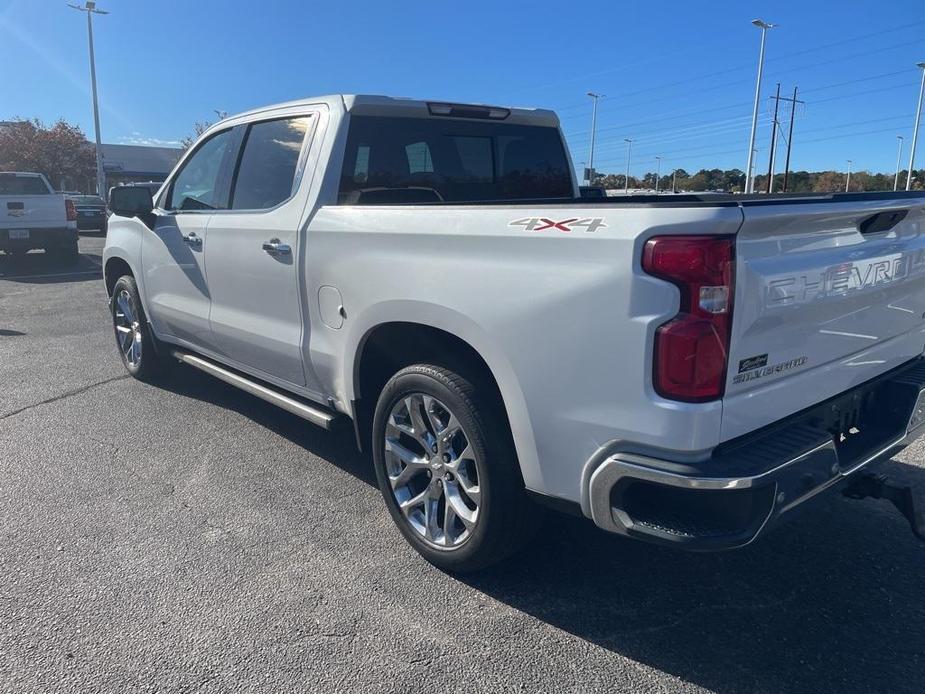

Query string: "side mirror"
[[109, 186, 154, 218]]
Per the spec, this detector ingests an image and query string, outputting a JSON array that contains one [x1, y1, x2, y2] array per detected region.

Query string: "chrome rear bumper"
[[588, 357, 925, 550]]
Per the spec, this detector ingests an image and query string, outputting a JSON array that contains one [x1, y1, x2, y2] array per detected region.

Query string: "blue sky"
[[1, 0, 924, 178]]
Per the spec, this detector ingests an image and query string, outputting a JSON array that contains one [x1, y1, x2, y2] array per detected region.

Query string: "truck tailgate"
[[722, 195, 925, 441], [1, 195, 65, 229]]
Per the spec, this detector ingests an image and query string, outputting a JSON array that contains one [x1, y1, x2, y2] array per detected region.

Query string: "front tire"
[[372, 364, 534, 572], [110, 275, 170, 382]]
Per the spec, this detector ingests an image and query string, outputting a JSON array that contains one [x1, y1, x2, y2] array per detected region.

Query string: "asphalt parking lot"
[[2, 235, 925, 693]]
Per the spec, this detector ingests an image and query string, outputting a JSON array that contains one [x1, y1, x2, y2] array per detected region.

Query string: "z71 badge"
[[509, 217, 607, 233]]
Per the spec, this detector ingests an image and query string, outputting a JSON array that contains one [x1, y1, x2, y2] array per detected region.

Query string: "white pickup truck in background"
[[0, 172, 79, 264], [103, 95, 925, 571]]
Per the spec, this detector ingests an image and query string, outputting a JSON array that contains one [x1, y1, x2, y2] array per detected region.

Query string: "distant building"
[[63, 143, 183, 194], [0, 121, 181, 193], [58, 143, 182, 194], [99, 143, 182, 191]]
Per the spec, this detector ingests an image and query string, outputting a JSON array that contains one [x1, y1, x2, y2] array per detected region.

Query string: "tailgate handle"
[[859, 209, 908, 235], [6, 202, 24, 210]]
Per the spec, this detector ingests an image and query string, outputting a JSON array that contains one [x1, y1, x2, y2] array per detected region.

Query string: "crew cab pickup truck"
[[1, 172, 79, 263], [103, 95, 925, 571]]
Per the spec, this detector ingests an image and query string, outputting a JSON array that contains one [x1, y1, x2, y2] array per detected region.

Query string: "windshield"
[[0, 174, 50, 195]]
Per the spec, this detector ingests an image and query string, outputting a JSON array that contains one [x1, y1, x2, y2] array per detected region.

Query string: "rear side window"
[[338, 116, 572, 204], [231, 116, 312, 210], [0, 174, 50, 195]]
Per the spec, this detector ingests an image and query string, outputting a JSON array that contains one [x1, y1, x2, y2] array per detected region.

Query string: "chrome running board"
[[173, 351, 335, 430]]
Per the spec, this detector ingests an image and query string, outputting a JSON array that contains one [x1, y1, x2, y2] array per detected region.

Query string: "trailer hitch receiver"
[[843, 472, 925, 541]]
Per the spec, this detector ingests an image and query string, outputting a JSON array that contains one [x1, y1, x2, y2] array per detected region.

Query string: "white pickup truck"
[[103, 95, 925, 570], [0, 172, 79, 263]]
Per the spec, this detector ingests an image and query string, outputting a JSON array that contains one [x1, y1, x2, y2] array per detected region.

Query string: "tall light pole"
[[672, 169, 677, 194], [845, 160, 853, 193], [586, 92, 602, 185], [654, 156, 662, 193], [68, 1, 108, 197], [624, 138, 633, 194], [748, 147, 758, 192], [745, 19, 776, 194], [906, 62, 925, 191], [895, 136, 905, 191]]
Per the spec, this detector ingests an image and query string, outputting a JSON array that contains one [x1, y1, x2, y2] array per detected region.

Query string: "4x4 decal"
[[508, 217, 608, 233]]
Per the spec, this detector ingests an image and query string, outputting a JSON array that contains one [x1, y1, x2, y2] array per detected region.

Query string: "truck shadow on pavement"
[[0, 250, 102, 283], [161, 365, 925, 694]]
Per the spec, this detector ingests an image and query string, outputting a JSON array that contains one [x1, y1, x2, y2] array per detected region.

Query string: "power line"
[[566, 81, 920, 158], [562, 68, 922, 139], [591, 122, 924, 174], [548, 18, 925, 115], [551, 33, 925, 118]]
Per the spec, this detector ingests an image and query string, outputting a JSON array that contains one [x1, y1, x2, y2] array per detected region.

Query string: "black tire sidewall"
[[372, 366, 505, 572], [111, 275, 161, 380]]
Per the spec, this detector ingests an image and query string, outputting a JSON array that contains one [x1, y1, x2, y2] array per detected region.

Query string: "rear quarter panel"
[[305, 202, 743, 503]]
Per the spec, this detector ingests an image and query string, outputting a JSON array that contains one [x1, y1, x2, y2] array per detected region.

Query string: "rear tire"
[[372, 364, 535, 572], [110, 275, 170, 382]]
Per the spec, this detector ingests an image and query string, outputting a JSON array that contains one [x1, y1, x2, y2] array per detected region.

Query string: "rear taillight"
[[642, 235, 735, 402], [65, 198, 77, 222]]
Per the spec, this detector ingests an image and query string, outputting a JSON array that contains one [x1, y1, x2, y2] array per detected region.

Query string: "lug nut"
[[431, 445, 438, 454], [442, 453, 450, 463], [436, 479, 443, 488]]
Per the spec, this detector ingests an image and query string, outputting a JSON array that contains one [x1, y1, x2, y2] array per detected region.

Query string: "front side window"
[[338, 116, 572, 204], [230, 116, 312, 210], [166, 129, 233, 211]]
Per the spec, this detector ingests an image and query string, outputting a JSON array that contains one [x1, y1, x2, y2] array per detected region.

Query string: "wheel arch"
[[103, 255, 134, 297], [102, 249, 157, 338], [344, 306, 542, 492]]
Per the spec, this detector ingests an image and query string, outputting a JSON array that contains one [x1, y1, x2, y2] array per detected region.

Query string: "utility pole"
[[624, 138, 633, 194], [654, 156, 662, 193], [906, 63, 925, 191], [781, 86, 804, 192], [746, 19, 776, 194], [68, 1, 109, 197], [587, 92, 602, 185], [895, 136, 905, 191], [846, 160, 853, 192], [766, 83, 781, 193]]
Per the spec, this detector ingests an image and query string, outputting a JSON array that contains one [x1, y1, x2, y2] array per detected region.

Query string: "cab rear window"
[[0, 174, 50, 195], [338, 116, 572, 204]]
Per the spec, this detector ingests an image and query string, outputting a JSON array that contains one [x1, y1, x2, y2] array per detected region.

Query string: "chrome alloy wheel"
[[113, 288, 142, 368], [384, 393, 482, 548]]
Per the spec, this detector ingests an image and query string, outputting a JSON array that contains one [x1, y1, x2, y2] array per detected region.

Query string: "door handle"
[[182, 232, 202, 247], [262, 239, 291, 256]]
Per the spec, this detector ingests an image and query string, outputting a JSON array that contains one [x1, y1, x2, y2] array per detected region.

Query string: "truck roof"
[[222, 94, 560, 128]]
